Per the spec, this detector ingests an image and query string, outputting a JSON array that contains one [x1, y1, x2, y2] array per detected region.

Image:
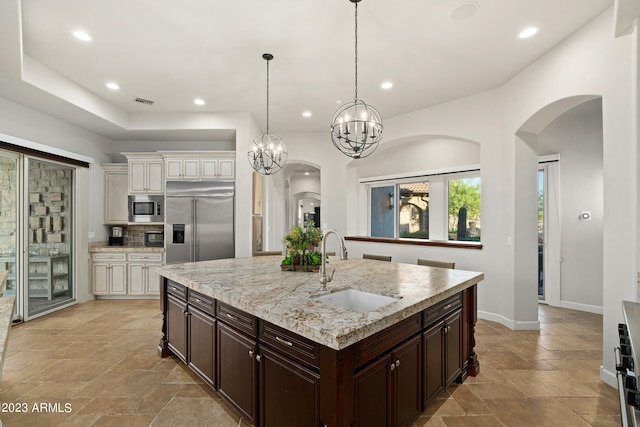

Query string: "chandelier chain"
[[354, 1, 358, 101], [266, 57, 270, 134]]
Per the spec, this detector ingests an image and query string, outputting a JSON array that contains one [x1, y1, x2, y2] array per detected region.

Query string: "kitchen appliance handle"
[[190, 198, 196, 262], [192, 198, 198, 261]]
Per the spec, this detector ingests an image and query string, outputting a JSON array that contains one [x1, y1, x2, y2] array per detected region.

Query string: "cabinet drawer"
[[92, 253, 126, 262], [423, 293, 462, 327], [128, 253, 163, 263], [217, 302, 258, 337], [260, 321, 320, 369], [188, 290, 216, 316], [167, 280, 187, 301], [355, 313, 421, 368]]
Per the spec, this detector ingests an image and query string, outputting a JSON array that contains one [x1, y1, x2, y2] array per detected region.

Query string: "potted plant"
[[281, 221, 323, 271]]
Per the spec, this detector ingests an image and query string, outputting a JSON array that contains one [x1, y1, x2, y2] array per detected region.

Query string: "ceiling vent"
[[133, 97, 154, 106]]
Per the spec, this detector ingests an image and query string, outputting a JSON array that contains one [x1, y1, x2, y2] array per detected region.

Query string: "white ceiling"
[[0, 0, 615, 142]]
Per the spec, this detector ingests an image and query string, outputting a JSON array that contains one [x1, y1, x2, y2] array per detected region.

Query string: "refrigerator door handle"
[[192, 198, 198, 262], [190, 198, 195, 262]]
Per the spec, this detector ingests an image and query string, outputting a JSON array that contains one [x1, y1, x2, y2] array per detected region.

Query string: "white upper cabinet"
[[123, 153, 164, 194], [166, 158, 200, 180], [102, 163, 128, 224], [161, 151, 235, 181]]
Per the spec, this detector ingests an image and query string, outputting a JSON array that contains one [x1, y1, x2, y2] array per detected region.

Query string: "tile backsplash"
[[109, 225, 163, 246]]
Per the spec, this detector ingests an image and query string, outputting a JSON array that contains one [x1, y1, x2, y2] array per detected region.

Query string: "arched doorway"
[[515, 95, 604, 318]]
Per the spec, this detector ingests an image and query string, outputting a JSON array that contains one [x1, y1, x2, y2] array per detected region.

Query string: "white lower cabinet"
[[127, 253, 163, 295], [92, 253, 127, 295], [92, 251, 163, 297]]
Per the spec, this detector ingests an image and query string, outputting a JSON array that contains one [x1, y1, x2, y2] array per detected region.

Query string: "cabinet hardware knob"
[[248, 350, 254, 358], [226, 313, 239, 321], [256, 355, 262, 362], [395, 360, 401, 368], [390, 363, 395, 371], [444, 303, 453, 310], [275, 336, 293, 346], [194, 298, 202, 303]]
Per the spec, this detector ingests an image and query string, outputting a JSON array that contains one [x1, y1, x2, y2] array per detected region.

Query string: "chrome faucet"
[[319, 229, 348, 291]]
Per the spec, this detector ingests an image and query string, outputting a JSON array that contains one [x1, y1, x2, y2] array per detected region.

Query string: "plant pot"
[[280, 264, 320, 272]]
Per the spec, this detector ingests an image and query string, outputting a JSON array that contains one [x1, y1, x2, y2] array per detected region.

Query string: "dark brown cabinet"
[[423, 309, 462, 406], [166, 293, 187, 363], [159, 277, 480, 427], [259, 345, 320, 427], [165, 281, 216, 387], [354, 334, 421, 427], [188, 305, 216, 387], [217, 322, 258, 425]]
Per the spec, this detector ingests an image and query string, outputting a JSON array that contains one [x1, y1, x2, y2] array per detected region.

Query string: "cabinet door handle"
[[395, 359, 400, 368], [256, 354, 262, 362], [275, 336, 293, 347], [170, 286, 178, 291], [443, 303, 453, 311], [248, 350, 254, 359], [225, 313, 239, 321], [194, 298, 202, 303], [390, 363, 395, 371]]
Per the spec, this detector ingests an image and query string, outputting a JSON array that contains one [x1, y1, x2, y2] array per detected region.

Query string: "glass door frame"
[[21, 155, 77, 321]]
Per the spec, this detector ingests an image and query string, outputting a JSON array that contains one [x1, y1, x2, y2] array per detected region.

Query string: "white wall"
[[265, 132, 350, 255], [0, 96, 113, 305], [336, 7, 637, 386], [355, 137, 480, 180]]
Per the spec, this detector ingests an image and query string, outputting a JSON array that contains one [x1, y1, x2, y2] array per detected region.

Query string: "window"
[[447, 176, 481, 242], [399, 181, 429, 239], [367, 171, 480, 242]]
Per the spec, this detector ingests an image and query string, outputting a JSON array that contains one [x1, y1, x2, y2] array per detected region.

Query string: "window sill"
[[344, 236, 483, 250]]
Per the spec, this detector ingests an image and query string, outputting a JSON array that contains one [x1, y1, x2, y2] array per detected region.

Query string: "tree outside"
[[448, 178, 481, 241]]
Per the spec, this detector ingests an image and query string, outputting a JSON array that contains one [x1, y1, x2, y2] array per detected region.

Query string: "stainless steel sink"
[[313, 289, 398, 312]]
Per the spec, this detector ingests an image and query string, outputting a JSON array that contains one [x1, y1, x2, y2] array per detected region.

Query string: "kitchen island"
[[157, 256, 483, 427]]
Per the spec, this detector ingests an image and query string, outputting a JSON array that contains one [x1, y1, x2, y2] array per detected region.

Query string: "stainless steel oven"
[[128, 195, 164, 223], [144, 230, 164, 247]]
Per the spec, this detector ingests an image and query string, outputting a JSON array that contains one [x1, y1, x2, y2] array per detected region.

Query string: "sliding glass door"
[[26, 158, 75, 318], [0, 152, 19, 318], [0, 150, 76, 322]]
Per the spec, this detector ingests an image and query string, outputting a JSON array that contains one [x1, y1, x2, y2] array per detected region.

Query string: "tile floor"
[[0, 300, 621, 426]]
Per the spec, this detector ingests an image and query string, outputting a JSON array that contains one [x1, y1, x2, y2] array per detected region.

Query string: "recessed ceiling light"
[[105, 82, 120, 90], [451, 2, 479, 20], [302, 111, 312, 118], [304, 172, 310, 176], [72, 30, 91, 41], [519, 26, 539, 39], [194, 98, 206, 106], [381, 81, 393, 90]]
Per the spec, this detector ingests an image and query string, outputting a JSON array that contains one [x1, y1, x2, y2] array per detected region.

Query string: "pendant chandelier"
[[330, 0, 383, 159], [248, 53, 288, 175]]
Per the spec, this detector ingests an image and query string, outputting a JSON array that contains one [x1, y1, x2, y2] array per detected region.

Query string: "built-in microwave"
[[128, 195, 164, 223]]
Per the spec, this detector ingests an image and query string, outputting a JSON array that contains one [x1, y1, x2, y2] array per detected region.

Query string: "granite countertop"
[[89, 242, 164, 253], [158, 256, 484, 350]]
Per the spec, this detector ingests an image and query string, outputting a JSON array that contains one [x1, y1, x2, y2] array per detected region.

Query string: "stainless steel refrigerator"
[[165, 181, 235, 264]]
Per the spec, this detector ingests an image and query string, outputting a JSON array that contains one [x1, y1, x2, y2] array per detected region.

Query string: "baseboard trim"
[[599, 366, 617, 388], [560, 300, 603, 315], [478, 311, 541, 331]]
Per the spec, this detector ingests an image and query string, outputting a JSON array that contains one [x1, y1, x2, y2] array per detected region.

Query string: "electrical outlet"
[[637, 272, 640, 292]]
